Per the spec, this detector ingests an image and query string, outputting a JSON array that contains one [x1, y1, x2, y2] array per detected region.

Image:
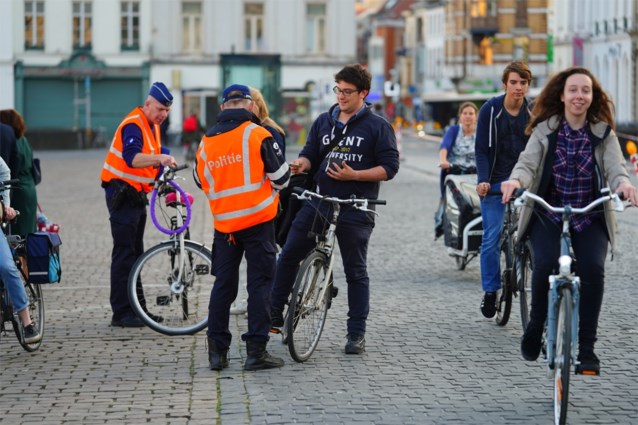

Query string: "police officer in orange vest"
[[194, 84, 290, 371], [101, 82, 177, 328]]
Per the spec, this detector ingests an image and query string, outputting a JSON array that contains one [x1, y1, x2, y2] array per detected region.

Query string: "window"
[[73, 1, 92, 50], [25, 1, 45, 50], [470, 0, 497, 17], [182, 1, 202, 53], [478, 36, 493, 65], [121, 1, 140, 51], [306, 3, 326, 54], [244, 3, 264, 52]]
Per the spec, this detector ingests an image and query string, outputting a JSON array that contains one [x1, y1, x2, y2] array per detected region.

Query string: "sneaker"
[[345, 333, 365, 354], [480, 292, 497, 318], [270, 307, 284, 328], [576, 349, 600, 375], [23, 324, 42, 344], [521, 323, 544, 361]]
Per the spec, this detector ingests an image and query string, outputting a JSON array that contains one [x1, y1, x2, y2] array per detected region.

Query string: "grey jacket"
[[510, 116, 632, 252]]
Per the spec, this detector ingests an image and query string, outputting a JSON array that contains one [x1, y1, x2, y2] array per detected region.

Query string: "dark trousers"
[[271, 201, 374, 336], [106, 192, 146, 320], [529, 214, 607, 348], [207, 220, 278, 351]]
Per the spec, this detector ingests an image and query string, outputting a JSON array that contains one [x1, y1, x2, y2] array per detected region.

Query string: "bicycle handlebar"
[[514, 188, 625, 214], [0, 179, 21, 189], [291, 187, 387, 210], [158, 164, 189, 183]]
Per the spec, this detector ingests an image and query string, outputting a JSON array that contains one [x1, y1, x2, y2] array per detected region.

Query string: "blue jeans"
[[0, 231, 28, 312], [479, 183, 505, 293]]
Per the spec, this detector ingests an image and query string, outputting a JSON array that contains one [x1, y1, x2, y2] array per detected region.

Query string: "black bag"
[[32, 158, 42, 185], [442, 177, 482, 251], [26, 231, 62, 284], [275, 172, 314, 247]]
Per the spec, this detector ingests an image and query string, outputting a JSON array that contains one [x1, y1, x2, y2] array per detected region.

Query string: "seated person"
[[435, 102, 479, 238]]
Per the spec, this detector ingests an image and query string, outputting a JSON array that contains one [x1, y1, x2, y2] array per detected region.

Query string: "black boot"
[[208, 337, 229, 371], [244, 341, 284, 371]]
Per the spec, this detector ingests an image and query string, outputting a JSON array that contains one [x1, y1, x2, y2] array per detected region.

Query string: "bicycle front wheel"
[[495, 239, 512, 326], [13, 282, 44, 352], [554, 287, 572, 425], [517, 241, 534, 331], [287, 250, 331, 363], [128, 240, 212, 335]]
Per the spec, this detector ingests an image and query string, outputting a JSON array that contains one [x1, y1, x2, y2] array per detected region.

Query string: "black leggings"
[[528, 214, 608, 347]]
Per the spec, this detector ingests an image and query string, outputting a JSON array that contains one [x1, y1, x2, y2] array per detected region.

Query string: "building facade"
[[550, 0, 636, 124], [2, 0, 356, 148]]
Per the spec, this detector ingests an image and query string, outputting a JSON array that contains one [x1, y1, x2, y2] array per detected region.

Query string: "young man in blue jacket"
[[475, 61, 533, 318], [270, 64, 400, 354]]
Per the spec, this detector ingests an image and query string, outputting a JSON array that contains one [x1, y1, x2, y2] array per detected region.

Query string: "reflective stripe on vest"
[[100, 108, 161, 192], [197, 122, 278, 233]]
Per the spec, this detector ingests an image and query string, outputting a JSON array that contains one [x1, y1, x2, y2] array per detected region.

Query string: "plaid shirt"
[[546, 119, 595, 232]]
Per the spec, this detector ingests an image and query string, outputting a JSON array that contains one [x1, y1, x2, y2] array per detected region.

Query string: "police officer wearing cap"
[[101, 82, 177, 328], [193, 84, 290, 370]]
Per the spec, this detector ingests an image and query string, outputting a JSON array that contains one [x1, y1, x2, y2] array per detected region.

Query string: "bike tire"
[[517, 241, 534, 331], [287, 250, 331, 363], [455, 255, 467, 271], [128, 240, 212, 335], [554, 287, 572, 425], [495, 239, 512, 326], [13, 282, 44, 352]]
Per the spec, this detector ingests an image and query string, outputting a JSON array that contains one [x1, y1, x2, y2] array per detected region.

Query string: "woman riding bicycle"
[[501, 67, 638, 374], [0, 156, 40, 344]]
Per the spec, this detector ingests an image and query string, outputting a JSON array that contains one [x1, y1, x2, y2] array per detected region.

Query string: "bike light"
[[558, 255, 571, 276]]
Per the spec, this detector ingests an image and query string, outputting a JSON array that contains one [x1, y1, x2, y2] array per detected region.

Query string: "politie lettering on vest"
[[207, 153, 242, 170]]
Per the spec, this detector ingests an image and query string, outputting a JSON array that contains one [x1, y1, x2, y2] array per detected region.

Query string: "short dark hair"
[[501, 61, 532, 85], [334, 64, 371, 92]]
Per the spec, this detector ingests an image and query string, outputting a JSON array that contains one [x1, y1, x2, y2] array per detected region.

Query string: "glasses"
[[332, 86, 360, 96]]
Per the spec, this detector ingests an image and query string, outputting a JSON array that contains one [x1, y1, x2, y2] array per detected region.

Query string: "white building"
[[1, 0, 356, 148], [549, 0, 635, 123]]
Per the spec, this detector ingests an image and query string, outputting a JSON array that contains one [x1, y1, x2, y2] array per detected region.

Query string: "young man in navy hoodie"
[[475, 61, 533, 318], [270, 64, 400, 354]]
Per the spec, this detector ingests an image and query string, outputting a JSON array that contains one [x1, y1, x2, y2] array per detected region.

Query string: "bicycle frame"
[[151, 166, 191, 295], [301, 202, 340, 316], [544, 211, 581, 371]]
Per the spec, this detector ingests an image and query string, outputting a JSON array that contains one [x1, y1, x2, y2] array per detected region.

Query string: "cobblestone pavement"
[[1, 135, 636, 424]]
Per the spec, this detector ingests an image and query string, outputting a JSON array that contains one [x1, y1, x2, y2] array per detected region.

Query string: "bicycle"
[[0, 180, 44, 352], [127, 165, 212, 336], [279, 187, 385, 363], [490, 191, 518, 327], [514, 188, 625, 425]]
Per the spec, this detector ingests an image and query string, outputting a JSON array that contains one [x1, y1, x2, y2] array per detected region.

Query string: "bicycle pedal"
[[575, 366, 600, 376], [269, 327, 282, 335]]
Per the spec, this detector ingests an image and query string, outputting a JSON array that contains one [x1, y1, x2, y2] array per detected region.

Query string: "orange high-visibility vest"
[[196, 121, 279, 233], [100, 107, 161, 193]]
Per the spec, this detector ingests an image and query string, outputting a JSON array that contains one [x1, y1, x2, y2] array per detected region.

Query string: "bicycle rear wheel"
[[554, 287, 572, 425], [128, 240, 212, 335], [287, 250, 331, 363], [12, 282, 44, 352], [495, 239, 512, 326], [517, 241, 534, 331]]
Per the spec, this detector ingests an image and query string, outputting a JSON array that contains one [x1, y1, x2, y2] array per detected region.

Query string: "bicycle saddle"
[[165, 191, 194, 207]]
